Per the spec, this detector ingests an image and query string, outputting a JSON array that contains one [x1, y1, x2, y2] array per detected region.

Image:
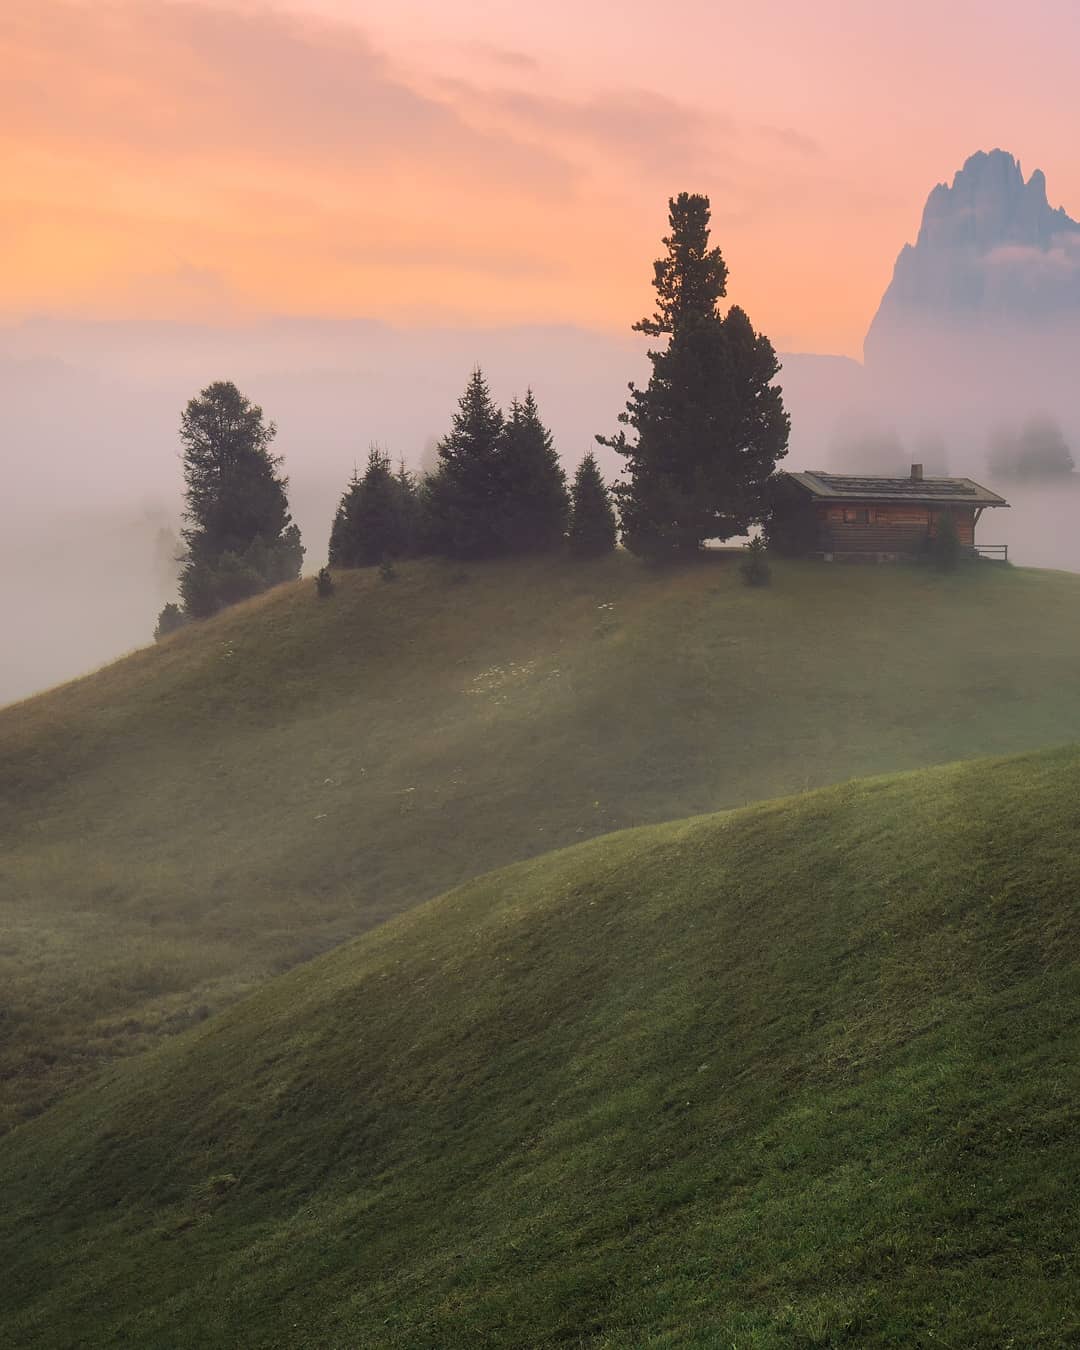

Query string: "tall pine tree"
[[599, 193, 789, 559], [426, 368, 505, 559], [178, 381, 303, 617], [496, 390, 569, 553], [568, 452, 617, 558], [328, 448, 419, 567]]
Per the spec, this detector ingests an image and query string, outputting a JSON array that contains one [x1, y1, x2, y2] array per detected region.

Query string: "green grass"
[[4, 743, 1080, 1346], [6, 552, 1080, 1131]]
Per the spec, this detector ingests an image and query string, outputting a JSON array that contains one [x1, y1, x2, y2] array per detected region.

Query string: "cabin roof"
[[786, 470, 1009, 508]]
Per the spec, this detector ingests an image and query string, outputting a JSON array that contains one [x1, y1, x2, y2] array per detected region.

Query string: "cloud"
[[435, 75, 738, 184], [471, 43, 542, 73], [1, 1, 573, 194], [0, 0, 845, 339], [984, 232, 1080, 275], [756, 124, 821, 158]]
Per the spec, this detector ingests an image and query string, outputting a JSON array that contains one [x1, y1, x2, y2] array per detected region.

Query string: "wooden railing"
[[972, 544, 1009, 562]]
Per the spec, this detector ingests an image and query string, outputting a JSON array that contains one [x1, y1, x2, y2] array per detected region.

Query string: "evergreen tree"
[[496, 390, 569, 553], [178, 381, 303, 617], [153, 602, 186, 641], [568, 452, 617, 558], [327, 448, 419, 568], [395, 459, 422, 556], [426, 369, 505, 559], [327, 468, 361, 567], [599, 193, 789, 559]]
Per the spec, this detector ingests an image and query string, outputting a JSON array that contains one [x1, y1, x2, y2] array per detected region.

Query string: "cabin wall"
[[815, 503, 976, 554]]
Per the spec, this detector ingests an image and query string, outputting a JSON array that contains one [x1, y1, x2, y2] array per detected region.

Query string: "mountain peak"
[[865, 149, 1080, 363]]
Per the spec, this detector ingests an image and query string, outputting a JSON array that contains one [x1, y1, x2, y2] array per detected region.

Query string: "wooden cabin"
[[774, 464, 1010, 561]]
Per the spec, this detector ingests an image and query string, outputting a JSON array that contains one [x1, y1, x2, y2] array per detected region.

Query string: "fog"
[[2, 314, 1078, 706], [0, 317, 645, 705]]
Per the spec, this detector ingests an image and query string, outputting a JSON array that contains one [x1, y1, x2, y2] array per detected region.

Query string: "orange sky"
[[5, 0, 1080, 357]]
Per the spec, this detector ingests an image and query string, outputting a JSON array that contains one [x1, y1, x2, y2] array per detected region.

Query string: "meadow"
[[5, 553, 1080, 1129], [3, 742, 1080, 1346]]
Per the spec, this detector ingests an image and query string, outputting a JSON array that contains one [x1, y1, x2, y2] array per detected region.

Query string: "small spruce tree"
[[328, 448, 418, 568], [497, 390, 569, 553], [739, 536, 771, 587], [568, 453, 617, 558], [315, 566, 334, 598], [426, 369, 505, 559]]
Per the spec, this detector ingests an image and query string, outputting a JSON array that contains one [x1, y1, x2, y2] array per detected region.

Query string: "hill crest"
[[4, 742, 1080, 1346]]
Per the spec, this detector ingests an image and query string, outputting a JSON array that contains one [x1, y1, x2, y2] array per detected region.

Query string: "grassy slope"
[[6, 554, 1080, 1129], [4, 745, 1080, 1347]]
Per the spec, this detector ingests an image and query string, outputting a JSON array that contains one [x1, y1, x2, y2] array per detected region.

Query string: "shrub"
[[739, 537, 772, 587], [154, 603, 186, 641], [315, 567, 334, 598], [179, 548, 272, 619], [930, 512, 962, 572], [379, 556, 398, 583]]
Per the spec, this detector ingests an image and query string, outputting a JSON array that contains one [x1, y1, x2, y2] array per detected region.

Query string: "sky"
[[6, 0, 1080, 705], [6, 0, 1080, 357]]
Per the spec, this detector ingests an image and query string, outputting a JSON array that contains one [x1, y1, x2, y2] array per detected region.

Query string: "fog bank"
[[2, 315, 1079, 705]]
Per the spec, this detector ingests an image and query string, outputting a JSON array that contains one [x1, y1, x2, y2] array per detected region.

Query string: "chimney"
[[910, 463, 924, 482]]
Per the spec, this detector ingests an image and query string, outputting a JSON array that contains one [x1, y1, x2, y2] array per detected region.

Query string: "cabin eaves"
[[786, 471, 1009, 509]]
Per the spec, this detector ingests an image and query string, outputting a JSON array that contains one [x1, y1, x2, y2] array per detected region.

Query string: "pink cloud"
[[1, 1, 574, 194]]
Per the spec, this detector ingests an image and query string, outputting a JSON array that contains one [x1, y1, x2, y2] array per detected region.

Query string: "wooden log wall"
[[815, 504, 976, 552]]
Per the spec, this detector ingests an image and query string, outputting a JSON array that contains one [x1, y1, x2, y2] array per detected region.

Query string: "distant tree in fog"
[[827, 422, 907, 476], [568, 453, 617, 557], [599, 192, 789, 558], [419, 436, 441, 479], [328, 449, 420, 568], [496, 390, 569, 553], [177, 382, 303, 618], [988, 417, 1075, 479]]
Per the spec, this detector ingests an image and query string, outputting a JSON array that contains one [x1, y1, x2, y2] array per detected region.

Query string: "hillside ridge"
[[6, 554, 1080, 1131], [4, 742, 1080, 1346]]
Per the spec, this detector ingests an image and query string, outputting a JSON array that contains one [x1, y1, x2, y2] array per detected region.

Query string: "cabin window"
[[843, 507, 870, 524]]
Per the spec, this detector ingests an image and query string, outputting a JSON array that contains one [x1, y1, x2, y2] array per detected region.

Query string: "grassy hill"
[[6, 554, 1080, 1129], [4, 744, 1080, 1347]]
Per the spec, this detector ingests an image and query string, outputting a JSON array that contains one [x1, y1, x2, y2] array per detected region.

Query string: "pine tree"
[[426, 369, 505, 559], [568, 452, 617, 558], [599, 193, 789, 559], [395, 459, 422, 556], [327, 448, 418, 568], [327, 468, 361, 568], [496, 390, 569, 553], [153, 603, 186, 641], [178, 381, 303, 617]]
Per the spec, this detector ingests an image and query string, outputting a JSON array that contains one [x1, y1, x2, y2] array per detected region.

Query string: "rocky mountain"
[[865, 149, 1080, 366]]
